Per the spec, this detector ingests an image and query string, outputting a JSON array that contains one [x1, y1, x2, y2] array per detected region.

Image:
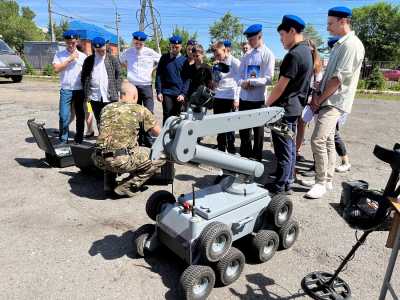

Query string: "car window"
[[0, 40, 13, 54]]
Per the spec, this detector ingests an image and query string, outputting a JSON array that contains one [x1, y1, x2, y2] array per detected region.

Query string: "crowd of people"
[[51, 6, 365, 198]]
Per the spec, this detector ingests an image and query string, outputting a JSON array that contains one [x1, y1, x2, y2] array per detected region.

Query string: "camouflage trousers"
[[93, 147, 165, 194]]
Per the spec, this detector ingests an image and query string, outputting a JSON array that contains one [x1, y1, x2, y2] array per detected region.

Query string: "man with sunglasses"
[[120, 31, 161, 146], [238, 24, 275, 162], [52, 30, 87, 144]]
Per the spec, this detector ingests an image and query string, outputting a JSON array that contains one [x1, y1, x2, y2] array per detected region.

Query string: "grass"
[[356, 93, 400, 101]]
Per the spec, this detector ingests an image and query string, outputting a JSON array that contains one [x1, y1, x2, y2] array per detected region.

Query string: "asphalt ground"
[[0, 78, 399, 299]]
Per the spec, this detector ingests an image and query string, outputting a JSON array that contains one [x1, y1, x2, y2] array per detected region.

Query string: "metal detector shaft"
[[326, 231, 372, 287]]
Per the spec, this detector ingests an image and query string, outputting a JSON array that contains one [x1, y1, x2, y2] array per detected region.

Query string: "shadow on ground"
[[60, 170, 107, 200], [229, 273, 307, 299], [89, 229, 184, 300], [15, 157, 51, 169]]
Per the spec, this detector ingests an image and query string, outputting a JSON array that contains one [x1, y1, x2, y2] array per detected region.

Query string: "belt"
[[95, 148, 130, 158]]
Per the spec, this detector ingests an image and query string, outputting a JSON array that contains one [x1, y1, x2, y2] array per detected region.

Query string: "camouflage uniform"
[[93, 102, 164, 196]]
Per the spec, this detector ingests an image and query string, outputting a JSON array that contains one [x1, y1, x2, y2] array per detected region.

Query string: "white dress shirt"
[[53, 49, 86, 90], [120, 46, 161, 86], [214, 54, 241, 101], [90, 53, 109, 102], [238, 43, 275, 101]]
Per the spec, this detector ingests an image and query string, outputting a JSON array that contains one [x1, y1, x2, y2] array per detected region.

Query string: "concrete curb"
[[357, 89, 400, 95]]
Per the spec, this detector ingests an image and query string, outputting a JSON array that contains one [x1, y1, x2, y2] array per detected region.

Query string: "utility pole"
[[139, 0, 146, 32], [48, 0, 55, 42], [112, 0, 120, 56], [148, 0, 160, 53]]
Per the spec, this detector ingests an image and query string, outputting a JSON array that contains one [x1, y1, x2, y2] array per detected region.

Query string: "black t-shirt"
[[186, 63, 213, 97], [273, 41, 313, 117]]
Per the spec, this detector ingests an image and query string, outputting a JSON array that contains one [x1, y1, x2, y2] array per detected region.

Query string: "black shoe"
[[84, 132, 95, 138], [296, 154, 306, 162], [227, 145, 236, 154], [264, 182, 285, 195]]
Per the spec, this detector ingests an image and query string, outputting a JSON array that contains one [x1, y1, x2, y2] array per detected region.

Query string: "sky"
[[17, 0, 400, 58]]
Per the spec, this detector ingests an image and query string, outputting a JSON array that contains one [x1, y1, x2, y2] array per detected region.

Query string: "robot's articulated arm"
[[151, 107, 284, 178]]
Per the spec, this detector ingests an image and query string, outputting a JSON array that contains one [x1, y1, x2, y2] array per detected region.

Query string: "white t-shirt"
[[52, 49, 86, 90], [238, 44, 275, 101], [120, 46, 161, 86], [213, 55, 241, 101], [90, 54, 109, 102]]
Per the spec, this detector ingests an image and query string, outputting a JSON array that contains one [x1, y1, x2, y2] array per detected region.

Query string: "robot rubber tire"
[[133, 224, 156, 257], [215, 247, 245, 286], [278, 220, 299, 250], [252, 230, 279, 263], [146, 190, 176, 221], [180, 265, 216, 300], [199, 222, 233, 263], [267, 194, 293, 228]]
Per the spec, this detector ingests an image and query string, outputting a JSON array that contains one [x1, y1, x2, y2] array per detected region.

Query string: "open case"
[[27, 119, 75, 168]]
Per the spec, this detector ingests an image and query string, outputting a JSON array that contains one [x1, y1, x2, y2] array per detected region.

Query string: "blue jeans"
[[59, 89, 85, 143], [271, 116, 298, 191]]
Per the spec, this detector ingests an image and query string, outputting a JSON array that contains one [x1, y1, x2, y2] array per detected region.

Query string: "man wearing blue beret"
[[120, 31, 161, 146], [264, 15, 313, 195], [305, 6, 365, 199], [52, 30, 87, 144], [81, 37, 121, 129], [156, 35, 190, 124], [238, 24, 275, 162]]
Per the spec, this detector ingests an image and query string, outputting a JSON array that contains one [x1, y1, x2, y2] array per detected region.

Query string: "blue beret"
[[277, 15, 306, 32], [328, 36, 340, 49], [223, 40, 232, 48], [169, 35, 183, 44], [92, 37, 106, 48], [328, 6, 352, 18], [132, 31, 147, 41], [244, 24, 262, 37], [63, 30, 79, 40], [187, 39, 197, 46]]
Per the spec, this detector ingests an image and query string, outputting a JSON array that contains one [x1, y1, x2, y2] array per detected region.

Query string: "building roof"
[[68, 20, 118, 45]]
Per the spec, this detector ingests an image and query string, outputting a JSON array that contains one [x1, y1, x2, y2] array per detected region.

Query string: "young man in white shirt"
[[238, 24, 275, 162], [212, 41, 241, 154], [120, 31, 161, 146], [81, 37, 121, 129], [52, 30, 87, 144]]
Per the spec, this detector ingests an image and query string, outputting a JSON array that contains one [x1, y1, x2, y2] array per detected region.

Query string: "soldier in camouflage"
[[93, 80, 164, 197]]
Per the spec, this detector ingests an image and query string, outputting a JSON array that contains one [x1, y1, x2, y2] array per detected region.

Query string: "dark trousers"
[[91, 101, 108, 130], [137, 85, 155, 147], [335, 123, 347, 157], [213, 98, 236, 153], [59, 89, 85, 143], [239, 100, 265, 161], [271, 116, 298, 191], [162, 94, 184, 124]]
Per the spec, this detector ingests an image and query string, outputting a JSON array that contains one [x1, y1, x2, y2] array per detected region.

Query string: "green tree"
[[21, 6, 35, 20], [352, 2, 400, 63], [209, 12, 244, 56], [146, 27, 198, 54], [303, 24, 323, 48], [52, 18, 69, 41], [0, 1, 45, 51]]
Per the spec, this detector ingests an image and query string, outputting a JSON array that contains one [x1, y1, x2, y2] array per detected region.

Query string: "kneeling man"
[[93, 80, 164, 197]]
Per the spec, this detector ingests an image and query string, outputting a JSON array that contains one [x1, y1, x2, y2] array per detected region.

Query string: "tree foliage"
[[52, 18, 70, 41], [209, 12, 244, 56], [146, 27, 198, 54], [303, 24, 323, 48], [352, 2, 400, 63], [0, 1, 45, 51]]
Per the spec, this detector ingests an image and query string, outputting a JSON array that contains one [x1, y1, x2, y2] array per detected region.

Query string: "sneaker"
[[326, 181, 333, 191], [299, 179, 315, 187], [305, 183, 327, 199], [335, 163, 351, 173]]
